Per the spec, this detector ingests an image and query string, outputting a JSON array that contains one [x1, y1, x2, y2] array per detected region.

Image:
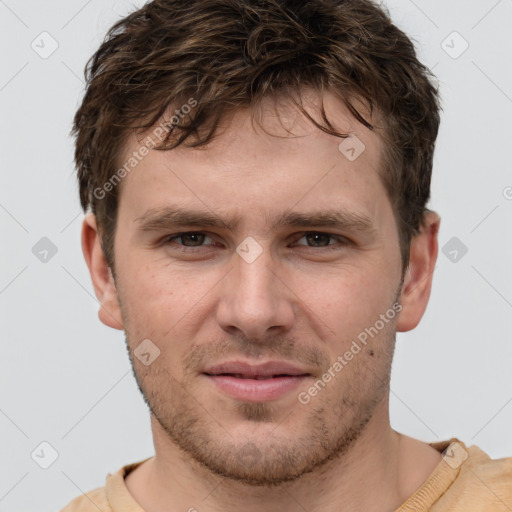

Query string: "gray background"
[[1, 0, 511, 510]]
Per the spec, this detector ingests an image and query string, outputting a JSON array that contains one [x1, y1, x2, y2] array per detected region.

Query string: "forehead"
[[116, 89, 389, 229]]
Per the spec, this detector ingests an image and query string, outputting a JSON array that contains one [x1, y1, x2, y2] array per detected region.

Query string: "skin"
[[82, 89, 442, 512]]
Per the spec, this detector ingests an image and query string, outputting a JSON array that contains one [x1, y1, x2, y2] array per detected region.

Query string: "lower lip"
[[204, 375, 309, 402]]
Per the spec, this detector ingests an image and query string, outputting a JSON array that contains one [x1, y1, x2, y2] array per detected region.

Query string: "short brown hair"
[[73, 0, 440, 274]]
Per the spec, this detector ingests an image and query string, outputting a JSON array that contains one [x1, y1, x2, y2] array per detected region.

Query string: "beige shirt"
[[60, 438, 512, 511]]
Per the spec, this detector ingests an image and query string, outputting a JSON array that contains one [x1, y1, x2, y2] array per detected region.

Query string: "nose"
[[215, 246, 295, 341]]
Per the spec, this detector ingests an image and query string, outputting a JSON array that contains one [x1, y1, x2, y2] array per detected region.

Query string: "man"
[[61, 0, 512, 510]]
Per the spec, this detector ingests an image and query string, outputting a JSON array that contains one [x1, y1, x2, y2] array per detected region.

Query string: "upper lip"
[[203, 360, 311, 378]]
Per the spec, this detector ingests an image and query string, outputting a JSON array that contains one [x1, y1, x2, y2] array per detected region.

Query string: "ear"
[[396, 210, 441, 332], [81, 212, 124, 330]]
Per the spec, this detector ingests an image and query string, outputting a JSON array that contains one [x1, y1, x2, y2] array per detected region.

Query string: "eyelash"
[[161, 231, 351, 252]]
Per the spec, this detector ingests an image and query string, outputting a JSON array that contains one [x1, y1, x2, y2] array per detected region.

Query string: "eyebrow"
[[134, 206, 376, 236]]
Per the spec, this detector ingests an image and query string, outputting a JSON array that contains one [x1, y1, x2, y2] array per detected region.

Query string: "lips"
[[216, 374, 289, 380], [203, 360, 310, 379], [203, 360, 311, 402]]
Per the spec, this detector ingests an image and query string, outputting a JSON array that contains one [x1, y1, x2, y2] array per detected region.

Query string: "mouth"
[[202, 361, 311, 402], [205, 373, 304, 380]]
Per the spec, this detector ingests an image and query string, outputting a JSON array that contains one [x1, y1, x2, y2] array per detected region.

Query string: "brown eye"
[[305, 233, 332, 247], [166, 232, 212, 247], [179, 233, 206, 246], [293, 232, 349, 248]]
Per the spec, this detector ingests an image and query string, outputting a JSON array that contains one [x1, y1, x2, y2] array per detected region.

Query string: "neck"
[[126, 397, 442, 512]]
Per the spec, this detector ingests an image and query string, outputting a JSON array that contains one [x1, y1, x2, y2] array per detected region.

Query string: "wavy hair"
[[73, 0, 440, 273]]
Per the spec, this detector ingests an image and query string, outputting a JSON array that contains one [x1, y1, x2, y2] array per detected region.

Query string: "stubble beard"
[[125, 330, 395, 487]]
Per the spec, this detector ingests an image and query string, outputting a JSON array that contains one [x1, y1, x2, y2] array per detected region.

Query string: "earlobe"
[[81, 213, 124, 330], [396, 211, 441, 333]]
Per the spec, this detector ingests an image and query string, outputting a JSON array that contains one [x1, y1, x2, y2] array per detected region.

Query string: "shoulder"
[[58, 458, 151, 512], [464, 445, 512, 496], [59, 485, 111, 512], [433, 442, 512, 511]]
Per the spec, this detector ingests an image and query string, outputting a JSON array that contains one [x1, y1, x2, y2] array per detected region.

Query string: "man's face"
[[110, 91, 404, 485]]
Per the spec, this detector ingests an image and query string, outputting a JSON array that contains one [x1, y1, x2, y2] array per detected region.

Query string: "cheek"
[[118, 258, 219, 341], [297, 265, 397, 344]]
